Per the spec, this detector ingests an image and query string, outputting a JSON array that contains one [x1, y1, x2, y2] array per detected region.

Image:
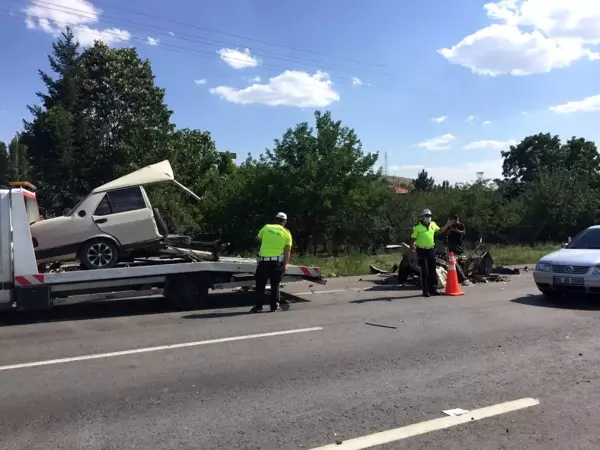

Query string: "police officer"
[[409, 209, 453, 297], [250, 212, 293, 313]]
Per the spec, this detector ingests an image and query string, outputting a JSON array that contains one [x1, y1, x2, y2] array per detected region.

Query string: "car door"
[[92, 187, 162, 246]]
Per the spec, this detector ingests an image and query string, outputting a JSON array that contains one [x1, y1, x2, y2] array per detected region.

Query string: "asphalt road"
[[1, 272, 600, 449]]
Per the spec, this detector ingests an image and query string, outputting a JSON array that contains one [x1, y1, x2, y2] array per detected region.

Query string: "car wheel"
[[80, 239, 119, 270]]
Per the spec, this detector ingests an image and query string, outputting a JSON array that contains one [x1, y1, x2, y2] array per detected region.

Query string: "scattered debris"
[[492, 266, 521, 275], [365, 322, 398, 330], [442, 408, 469, 417], [335, 440, 343, 445]]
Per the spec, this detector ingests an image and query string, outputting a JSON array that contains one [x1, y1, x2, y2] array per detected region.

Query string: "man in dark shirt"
[[447, 214, 466, 255]]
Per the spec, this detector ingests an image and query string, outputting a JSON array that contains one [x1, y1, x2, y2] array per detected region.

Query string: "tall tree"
[[8, 134, 29, 180], [264, 110, 382, 254], [77, 42, 174, 186], [0, 142, 9, 185], [21, 28, 82, 214], [413, 169, 434, 192]]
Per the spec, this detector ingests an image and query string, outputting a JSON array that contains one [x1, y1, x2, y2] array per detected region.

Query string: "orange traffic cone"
[[443, 252, 464, 296]]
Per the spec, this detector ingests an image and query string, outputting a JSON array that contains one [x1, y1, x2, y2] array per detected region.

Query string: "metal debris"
[[443, 408, 469, 417], [365, 322, 398, 330]]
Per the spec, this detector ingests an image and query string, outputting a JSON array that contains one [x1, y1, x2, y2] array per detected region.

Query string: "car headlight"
[[592, 266, 600, 275], [535, 262, 552, 272]]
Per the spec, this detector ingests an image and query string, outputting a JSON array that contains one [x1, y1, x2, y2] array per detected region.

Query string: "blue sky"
[[2, 0, 600, 182]]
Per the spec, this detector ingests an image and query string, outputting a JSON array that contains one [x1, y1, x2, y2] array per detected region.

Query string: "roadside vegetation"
[[0, 30, 594, 277]]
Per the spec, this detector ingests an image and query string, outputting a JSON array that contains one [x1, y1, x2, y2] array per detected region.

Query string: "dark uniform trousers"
[[254, 260, 284, 309], [416, 247, 438, 294]]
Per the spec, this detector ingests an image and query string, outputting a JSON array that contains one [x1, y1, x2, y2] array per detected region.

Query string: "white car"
[[533, 225, 600, 298], [30, 160, 200, 270]]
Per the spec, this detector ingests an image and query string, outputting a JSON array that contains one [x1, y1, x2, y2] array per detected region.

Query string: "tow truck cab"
[[0, 182, 41, 309]]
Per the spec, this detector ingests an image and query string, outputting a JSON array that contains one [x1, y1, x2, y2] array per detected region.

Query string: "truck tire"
[[164, 273, 210, 310], [80, 238, 119, 270]]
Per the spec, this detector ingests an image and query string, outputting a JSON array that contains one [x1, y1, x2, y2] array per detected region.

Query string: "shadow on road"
[[0, 290, 310, 327], [181, 310, 252, 320], [511, 294, 600, 311]]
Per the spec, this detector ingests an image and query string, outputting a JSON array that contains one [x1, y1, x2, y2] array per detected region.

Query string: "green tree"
[[413, 169, 434, 192], [8, 134, 29, 180], [264, 110, 382, 254], [0, 142, 9, 185], [21, 28, 82, 214], [77, 42, 174, 186]]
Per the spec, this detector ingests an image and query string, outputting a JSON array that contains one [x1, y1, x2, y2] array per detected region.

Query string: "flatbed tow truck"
[[0, 183, 325, 313]]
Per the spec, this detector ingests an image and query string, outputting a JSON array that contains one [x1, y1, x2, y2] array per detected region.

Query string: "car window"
[[107, 187, 147, 214], [93, 195, 112, 216], [566, 228, 600, 249]]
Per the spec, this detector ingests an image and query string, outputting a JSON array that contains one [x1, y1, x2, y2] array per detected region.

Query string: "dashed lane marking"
[[0, 327, 323, 372], [310, 397, 540, 449]]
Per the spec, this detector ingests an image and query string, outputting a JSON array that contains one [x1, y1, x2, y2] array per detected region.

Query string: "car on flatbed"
[[534, 225, 600, 298], [30, 160, 200, 270]]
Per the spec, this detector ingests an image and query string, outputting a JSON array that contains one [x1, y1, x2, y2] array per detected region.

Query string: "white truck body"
[[0, 186, 325, 312]]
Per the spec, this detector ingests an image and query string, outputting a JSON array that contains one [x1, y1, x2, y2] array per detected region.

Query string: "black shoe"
[[431, 290, 441, 296], [422, 292, 431, 298], [250, 306, 263, 313], [270, 304, 280, 312]]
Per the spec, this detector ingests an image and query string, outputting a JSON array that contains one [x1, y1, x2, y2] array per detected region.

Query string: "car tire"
[[80, 238, 119, 270]]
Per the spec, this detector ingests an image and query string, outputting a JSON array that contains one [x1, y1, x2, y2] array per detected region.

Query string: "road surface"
[[0, 272, 599, 449]]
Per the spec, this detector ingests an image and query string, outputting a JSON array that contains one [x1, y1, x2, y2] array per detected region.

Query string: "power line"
[[17, 0, 374, 78], [5, 1, 446, 98], [4, 8, 436, 94], [91, 0, 390, 69], [13, 0, 422, 86]]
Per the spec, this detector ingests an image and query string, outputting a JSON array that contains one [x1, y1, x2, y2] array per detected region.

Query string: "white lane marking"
[[0, 327, 323, 372], [310, 397, 540, 450]]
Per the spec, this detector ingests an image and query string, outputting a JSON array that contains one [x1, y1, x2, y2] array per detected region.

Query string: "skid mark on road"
[[311, 397, 540, 449], [0, 327, 323, 372]]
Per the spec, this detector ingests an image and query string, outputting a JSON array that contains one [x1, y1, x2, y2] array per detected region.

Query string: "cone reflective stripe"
[[443, 252, 464, 296]]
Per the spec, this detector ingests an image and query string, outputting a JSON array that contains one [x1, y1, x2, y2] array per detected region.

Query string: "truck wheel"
[[164, 274, 210, 310], [80, 238, 119, 270]]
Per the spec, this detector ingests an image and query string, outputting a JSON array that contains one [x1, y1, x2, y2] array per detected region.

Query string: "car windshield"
[[566, 228, 600, 249]]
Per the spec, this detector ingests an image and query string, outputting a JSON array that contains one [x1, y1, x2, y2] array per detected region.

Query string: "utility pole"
[[383, 151, 389, 176]]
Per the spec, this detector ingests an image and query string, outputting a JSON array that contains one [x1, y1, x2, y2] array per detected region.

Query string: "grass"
[[293, 243, 560, 278]]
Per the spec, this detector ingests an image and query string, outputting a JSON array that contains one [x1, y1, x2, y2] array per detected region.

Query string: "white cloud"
[[438, 0, 600, 76], [416, 134, 456, 151], [431, 115, 448, 123], [210, 70, 340, 108], [521, 111, 529, 115], [146, 36, 159, 46], [483, 120, 492, 125], [251, 76, 261, 82], [23, 0, 131, 47], [463, 139, 517, 150], [391, 159, 504, 183], [549, 93, 600, 113], [351, 77, 363, 86], [168, 31, 175, 36], [217, 48, 259, 69], [467, 115, 476, 122], [194, 79, 207, 85]]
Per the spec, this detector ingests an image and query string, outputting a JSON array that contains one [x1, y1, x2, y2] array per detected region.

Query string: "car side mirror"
[[63, 208, 71, 216], [78, 210, 86, 218], [561, 242, 567, 248]]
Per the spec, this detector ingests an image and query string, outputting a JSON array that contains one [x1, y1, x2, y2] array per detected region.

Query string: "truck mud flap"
[[14, 286, 52, 312]]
